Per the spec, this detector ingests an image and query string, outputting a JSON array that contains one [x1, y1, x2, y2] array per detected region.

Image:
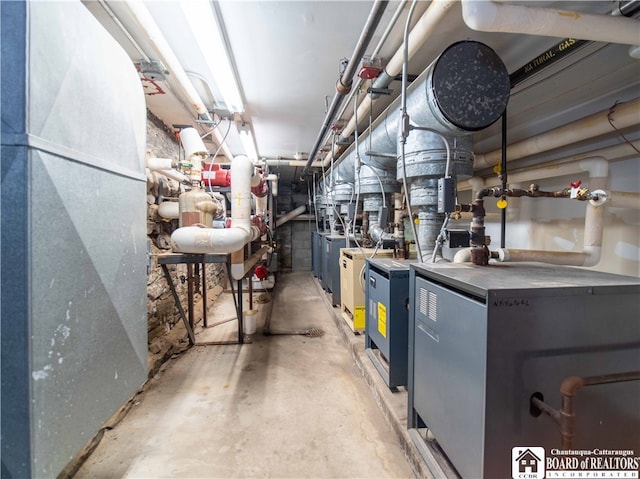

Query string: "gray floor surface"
[[74, 272, 416, 479]]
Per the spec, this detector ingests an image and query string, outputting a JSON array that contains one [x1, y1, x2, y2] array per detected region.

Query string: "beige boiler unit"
[[340, 248, 394, 332]]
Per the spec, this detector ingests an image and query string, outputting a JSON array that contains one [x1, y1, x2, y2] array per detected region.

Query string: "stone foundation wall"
[[145, 111, 225, 374]]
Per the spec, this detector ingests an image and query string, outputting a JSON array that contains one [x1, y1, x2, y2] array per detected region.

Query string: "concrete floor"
[[74, 272, 418, 478]]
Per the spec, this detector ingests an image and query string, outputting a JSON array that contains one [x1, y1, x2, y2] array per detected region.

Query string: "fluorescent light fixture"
[[238, 124, 259, 160], [181, 1, 244, 113]]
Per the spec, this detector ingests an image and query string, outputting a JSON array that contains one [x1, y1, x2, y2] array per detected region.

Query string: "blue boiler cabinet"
[[323, 235, 346, 305], [408, 262, 640, 479], [365, 258, 414, 388], [311, 231, 320, 277]]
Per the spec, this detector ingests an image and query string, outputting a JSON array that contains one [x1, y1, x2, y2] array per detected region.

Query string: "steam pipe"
[[461, 1, 640, 45], [303, 0, 389, 176], [334, 0, 408, 118], [474, 99, 640, 169], [158, 201, 179, 219], [146, 157, 190, 183], [275, 205, 307, 228], [458, 143, 640, 191]]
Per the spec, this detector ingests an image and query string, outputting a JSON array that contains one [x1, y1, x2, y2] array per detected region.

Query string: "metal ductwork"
[[320, 40, 510, 255]]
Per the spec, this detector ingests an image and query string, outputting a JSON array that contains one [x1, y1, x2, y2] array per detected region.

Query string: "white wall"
[[478, 157, 640, 277]]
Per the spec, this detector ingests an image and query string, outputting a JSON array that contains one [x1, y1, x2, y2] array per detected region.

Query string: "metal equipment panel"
[[311, 231, 319, 277], [1, 3, 147, 477], [408, 262, 640, 479], [325, 236, 346, 306], [320, 234, 330, 290], [365, 259, 414, 388]]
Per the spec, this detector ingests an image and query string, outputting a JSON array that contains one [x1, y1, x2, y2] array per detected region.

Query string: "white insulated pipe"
[[123, 1, 233, 162], [146, 157, 189, 183], [461, 0, 640, 46], [146, 157, 173, 170], [275, 205, 307, 228], [158, 201, 179, 219], [266, 174, 278, 197], [255, 195, 268, 217], [474, 99, 640, 169], [609, 191, 640, 209], [171, 156, 261, 279], [494, 160, 609, 267], [459, 141, 640, 191]]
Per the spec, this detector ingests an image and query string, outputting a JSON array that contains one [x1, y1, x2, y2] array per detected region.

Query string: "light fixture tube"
[[239, 128, 258, 160], [180, 1, 244, 113]]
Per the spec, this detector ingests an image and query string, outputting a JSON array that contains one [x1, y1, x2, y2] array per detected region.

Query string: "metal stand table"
[[157, 253, 244, 346]]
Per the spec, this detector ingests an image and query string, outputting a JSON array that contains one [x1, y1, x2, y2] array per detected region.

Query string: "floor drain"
[[304, 328, 325, 337], [265, 327, 325, 337]]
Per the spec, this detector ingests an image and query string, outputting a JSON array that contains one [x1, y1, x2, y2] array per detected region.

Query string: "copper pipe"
[[560, 371, 640, 449], [533, 371, 640, 450]]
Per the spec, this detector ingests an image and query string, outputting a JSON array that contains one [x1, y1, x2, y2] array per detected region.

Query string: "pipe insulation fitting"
[[170, 156, 261, 270]]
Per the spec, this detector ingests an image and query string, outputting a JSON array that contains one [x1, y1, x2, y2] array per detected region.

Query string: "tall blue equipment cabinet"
[[365, 258, 414, 388], [322, 235, 346, 305]]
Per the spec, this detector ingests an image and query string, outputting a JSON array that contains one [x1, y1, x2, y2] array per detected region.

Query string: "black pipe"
[[500, 111, 507, 249], [509, 38, 589, 88], [302, 0, 389, 177], [509, 1, 640, 88]]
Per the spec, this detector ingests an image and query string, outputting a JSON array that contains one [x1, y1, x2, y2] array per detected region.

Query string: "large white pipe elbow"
[[461, 0, 640, 46], [171, 155, 260, 256], [266, 174, 278, 197], [158, 201, 179, 219], [453, 248, 472, 263], [171, 226, 250, 254]]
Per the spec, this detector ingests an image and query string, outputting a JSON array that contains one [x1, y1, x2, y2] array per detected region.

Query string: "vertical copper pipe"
[[559, 372, 640, 449]]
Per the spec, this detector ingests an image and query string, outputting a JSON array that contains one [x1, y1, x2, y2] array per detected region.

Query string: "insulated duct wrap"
[[357, 164, 400, 195], [399, 40, 510, 181]]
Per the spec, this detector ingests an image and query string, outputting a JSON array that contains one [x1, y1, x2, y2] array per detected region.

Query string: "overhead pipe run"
[[302, 0, 389, 176], [461, 0, 640, 46], [275, 205, 308, 228], [321, 0, 457, 168], [474, 98, 640, 169]]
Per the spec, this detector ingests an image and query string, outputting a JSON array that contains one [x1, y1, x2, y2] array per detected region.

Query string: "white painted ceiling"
[[83, 0, 640, 186]]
